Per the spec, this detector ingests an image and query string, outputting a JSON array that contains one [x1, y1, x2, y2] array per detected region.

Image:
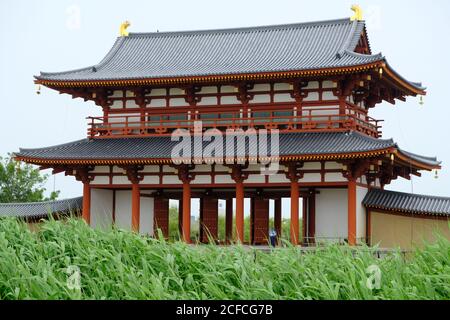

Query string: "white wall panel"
[[90, 189, 113, 230], [215, 175, 234, 184], [91, 176, 109, 185], [356, 186, 368, 240], [115, 190, 132, 231], [315, 189, 348, 241], [300, 173, 321, 183], [141, 176, 159, 184], [140, 197, 154, 236], [324, 173, 347, 182]]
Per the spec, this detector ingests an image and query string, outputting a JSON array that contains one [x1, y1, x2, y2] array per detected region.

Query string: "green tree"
[[0, 154, 59, 203]]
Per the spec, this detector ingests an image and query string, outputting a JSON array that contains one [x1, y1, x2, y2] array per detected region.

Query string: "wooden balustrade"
[[87, 106, 382, 139]]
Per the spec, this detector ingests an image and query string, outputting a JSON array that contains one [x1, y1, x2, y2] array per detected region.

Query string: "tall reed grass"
[[0, 217, 448, 300]]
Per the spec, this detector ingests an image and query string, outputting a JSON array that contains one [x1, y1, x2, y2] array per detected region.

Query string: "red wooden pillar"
[[175, 164, 194, 244], [251, 198, 269, 245], [131, 182, 140, 232], [154, 197, 169, 238], [122, 166, 143, 233], [82, 182, 91, 225], [274, 198, 282, 242], [235, 181, 244, 243], [182, 181, 191, 243], [225, 198, 233, 242], [200, 197, 218, 243], [348, 179, 357, 246], [290, 180, 300, 245]]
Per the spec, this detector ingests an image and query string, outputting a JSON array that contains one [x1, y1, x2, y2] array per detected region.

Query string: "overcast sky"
[[1, 0, 449, 205]]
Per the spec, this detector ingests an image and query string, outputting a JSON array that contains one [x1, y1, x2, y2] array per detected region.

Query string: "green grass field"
[[0, 217, 449, 300]]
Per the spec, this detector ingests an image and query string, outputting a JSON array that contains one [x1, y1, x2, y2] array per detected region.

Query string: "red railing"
[[87, 106, 382, 139]]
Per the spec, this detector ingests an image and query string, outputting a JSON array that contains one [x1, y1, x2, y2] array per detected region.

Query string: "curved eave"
[[34, 62, 384, 88], [395, 150, 441, 171], [381, 62, 426, 96], [35, 60, 425, 97], [15, 147, 395, 166]]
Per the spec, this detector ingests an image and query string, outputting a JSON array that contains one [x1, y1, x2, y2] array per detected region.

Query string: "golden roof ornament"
[[350, 4, 363, 21], [119, 21, 131, 37]]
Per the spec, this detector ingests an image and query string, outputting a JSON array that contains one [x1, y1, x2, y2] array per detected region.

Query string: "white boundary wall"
[[315, 188, 348, 241], [90, 189, 155, 236]]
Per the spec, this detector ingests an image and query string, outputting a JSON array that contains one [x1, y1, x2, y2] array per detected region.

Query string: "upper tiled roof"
[[36, 19, 384, 82], [363, 189, 450, 216], [0, 197, 82, 219], [14, 131, 440, 168]]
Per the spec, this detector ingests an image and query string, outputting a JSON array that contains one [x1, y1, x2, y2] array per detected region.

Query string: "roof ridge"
[[127, 17, 354, 38], [350, 130, 395, 145], [336, 20, 360, 59]]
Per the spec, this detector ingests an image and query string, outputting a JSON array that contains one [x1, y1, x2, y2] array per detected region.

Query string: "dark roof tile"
[[0, 197, 82, 219], [363, 189, 450, 216], [36, 19, 384, 82]]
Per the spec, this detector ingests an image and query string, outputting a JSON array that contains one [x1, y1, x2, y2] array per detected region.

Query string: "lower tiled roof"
[[14, 131, 440, 168], [16, 131, 397, 159], [0, 197, 82, 219], [363, 189, 450, 216]]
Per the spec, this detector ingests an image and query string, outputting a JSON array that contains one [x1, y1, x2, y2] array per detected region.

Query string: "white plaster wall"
[[273, 93, 295, 102], [249, 84, 270, 92], [90, 189, 113, 230], [322, 80, 336, 89], [356, 186, 368, 240], [274, 83, 290, 90], [192, 175, 212, 184], [112, 176, 130, 185], [141, 176, 159, 184], [169, 98, 189, 107], [220, 96, 240, 104], [147, 99, 166, 107], [324, 173, 347, 182], [169, 88, 184, 95], [149, 88, 166, 96], [246, 174, 265, 183], [163, 176, 182, 184], [315, 188, 348, 241], [250, 94, 271, 103], [140, 197, 154, 236], [92, 166, 110, 173], [268, 174, 289, 183], [199, 86, 218, 94], [91, 176, 110, 185], [325, 162, 343, 170], [303, 92, 319, 101], [142, 165, 160, 173], [300, 173, 321, 183], [302, 162, 321, 170], [220, 86, 236, 93], [322, 91, 337, 101], [215, 175, 234, 184], [115, 190, 132, 231], [305, 81, 319, 89]]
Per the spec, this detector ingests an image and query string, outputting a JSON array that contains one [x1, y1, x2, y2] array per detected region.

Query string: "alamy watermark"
[[366, 264, 382, 290], [66, 265, 81, 291], [170, 121, 280, 174]]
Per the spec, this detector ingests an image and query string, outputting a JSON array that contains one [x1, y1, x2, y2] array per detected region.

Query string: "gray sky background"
[[1, 0, 449, 205]]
